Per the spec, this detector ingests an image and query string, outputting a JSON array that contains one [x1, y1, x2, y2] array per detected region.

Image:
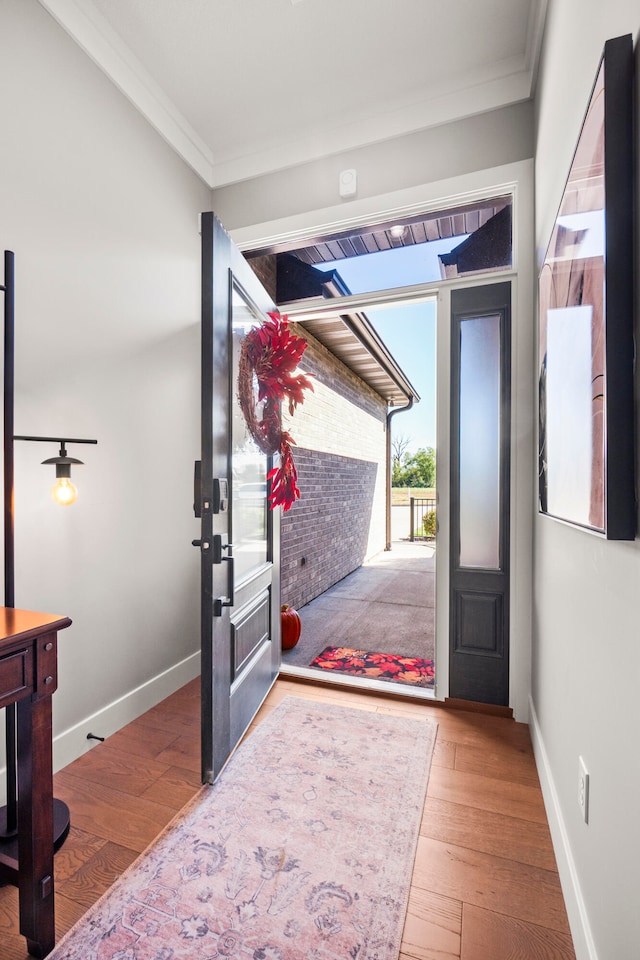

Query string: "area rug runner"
[[48, 696, 437, 960], [310, 646, 436, 688]]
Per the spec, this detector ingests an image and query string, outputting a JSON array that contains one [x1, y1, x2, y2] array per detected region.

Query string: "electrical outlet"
[[578, 756, 589, 823]]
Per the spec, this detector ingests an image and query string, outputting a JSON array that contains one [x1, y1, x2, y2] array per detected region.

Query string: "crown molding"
[[209, 68, 532, 188], [38, 0, 545, 190], [524, 0, 550, 94], [37, 0, 215, 186]]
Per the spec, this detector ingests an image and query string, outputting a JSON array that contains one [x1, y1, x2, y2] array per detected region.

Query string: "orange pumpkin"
[[281, 604, 301, 649]]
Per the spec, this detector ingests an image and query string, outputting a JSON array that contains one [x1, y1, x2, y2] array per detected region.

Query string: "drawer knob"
[[44, 642, 53, 652], [44, 675, 53, 685]]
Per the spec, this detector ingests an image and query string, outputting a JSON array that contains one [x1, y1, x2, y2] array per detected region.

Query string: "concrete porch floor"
[[281, 538, 435, 669]]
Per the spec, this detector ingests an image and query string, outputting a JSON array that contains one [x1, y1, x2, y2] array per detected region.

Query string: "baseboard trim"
[[528, 696, 597, 960], [0, 651, 201, 803], [53, 651, 202, 774]]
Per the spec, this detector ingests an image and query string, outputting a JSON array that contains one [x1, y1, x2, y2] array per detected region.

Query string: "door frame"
[[230, 159, 534, 721]]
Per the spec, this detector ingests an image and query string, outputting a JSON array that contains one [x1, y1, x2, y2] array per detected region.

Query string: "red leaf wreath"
[[237, 312, 313, 511]]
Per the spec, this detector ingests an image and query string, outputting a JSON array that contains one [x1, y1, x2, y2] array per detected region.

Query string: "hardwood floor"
[[0, 677, 576, 960]]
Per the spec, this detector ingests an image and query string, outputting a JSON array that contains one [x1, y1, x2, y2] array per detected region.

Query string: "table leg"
[[17, 695, 55, 958]]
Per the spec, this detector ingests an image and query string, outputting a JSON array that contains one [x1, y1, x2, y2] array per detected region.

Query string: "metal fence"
[[410, 497, 437, 541]]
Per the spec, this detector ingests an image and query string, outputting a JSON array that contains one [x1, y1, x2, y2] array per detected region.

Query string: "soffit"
[[297, 311, 420, 407], [262, 197, 511, 263]]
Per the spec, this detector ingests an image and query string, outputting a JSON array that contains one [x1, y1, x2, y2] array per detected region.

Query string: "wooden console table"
[[0, 608, 71, 958]]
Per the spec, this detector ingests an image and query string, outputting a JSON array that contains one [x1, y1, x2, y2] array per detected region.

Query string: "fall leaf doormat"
[[46, 697, 437, 960], [310, 646, 435, 687]]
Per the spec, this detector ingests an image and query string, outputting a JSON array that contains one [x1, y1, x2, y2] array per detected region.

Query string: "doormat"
[[310, 646, 436, 687], [47, 697, 437, 960]]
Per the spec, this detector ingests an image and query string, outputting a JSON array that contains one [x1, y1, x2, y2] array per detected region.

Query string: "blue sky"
[[315, 236, 465, 452]]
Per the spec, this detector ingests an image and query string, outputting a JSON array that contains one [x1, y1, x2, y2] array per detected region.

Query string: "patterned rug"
[[310, 646, 436, 687], [48, 696, 437, 960]]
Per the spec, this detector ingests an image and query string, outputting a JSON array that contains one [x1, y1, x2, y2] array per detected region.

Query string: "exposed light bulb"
[[51, 477, 78, 506], [390, 224, 407, 239]]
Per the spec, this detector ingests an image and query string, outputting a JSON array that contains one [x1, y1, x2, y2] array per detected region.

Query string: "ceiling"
[[39, 0, 547, 189]]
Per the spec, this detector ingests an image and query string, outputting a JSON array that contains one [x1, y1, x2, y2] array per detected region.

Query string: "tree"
[[392, 447, 436, 487], [391, 433, 411, 467]]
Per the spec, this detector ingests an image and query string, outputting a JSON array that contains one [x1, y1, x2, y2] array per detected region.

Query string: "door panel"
[[450, 282, 511, 706], [199, 213, 280, 782], [232, 590, 270, 678]]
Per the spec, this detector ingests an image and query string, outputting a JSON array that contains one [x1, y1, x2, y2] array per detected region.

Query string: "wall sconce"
[[14, 436, 98, 506]]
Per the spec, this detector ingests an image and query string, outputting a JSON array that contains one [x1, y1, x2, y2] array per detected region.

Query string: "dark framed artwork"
[[538, 34, 635, 540]]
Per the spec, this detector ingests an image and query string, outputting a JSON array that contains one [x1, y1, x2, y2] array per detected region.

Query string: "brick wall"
[[280, 326, 387, 610], [247, 254, 277, 299]]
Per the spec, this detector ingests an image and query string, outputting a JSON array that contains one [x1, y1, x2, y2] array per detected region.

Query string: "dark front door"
[[198, 212, 280, 782], [449, 282, 511, 706]]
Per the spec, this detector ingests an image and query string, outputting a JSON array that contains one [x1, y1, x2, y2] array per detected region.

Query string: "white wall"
[[533, 4, 640, 959], [0, 0, 210, 786], [212, 101, 533, 230]]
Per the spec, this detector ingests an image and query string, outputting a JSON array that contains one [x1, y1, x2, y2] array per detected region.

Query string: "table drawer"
[[0, 647, 33, 708]]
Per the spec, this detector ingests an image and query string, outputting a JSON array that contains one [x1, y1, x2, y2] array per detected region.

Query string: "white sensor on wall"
[[339, 169, 357, 198]]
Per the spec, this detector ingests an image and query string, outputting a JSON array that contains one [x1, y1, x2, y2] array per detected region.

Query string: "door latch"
[[191, 539, 210, 551]]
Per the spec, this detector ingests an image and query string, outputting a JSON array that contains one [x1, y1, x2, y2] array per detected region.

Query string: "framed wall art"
[[538, 33, 635, 540]]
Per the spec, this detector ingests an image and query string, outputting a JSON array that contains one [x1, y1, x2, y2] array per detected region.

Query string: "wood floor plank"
[[461, 903, 576, 959], [427, 764, 547, 823], [58, 742, 174, 796], [1, 935, 28, 960], [420, 797, 557, 871], [106, 722, 184, 761], [454, 739, 540, 787], [140, 764, 201, 809], [52, 826, 107, 883], [154, 731, 201, 772], [375, 699, 444, 721], [53, 770, 178, 852], [54, 892, 91, 941], [58, 841, 139, 909], [412, 836, 571, 934], [134, 702, 201, 736], [433, 713, 533, 750], [432, 738, 456, 769], [271, 677, 391, 710], [284, 689, 393, 716], [0, 884, 21, 942], [401, 887, 462, 960], [377, 702, 533, 754], [158, 679, 200, 715]]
